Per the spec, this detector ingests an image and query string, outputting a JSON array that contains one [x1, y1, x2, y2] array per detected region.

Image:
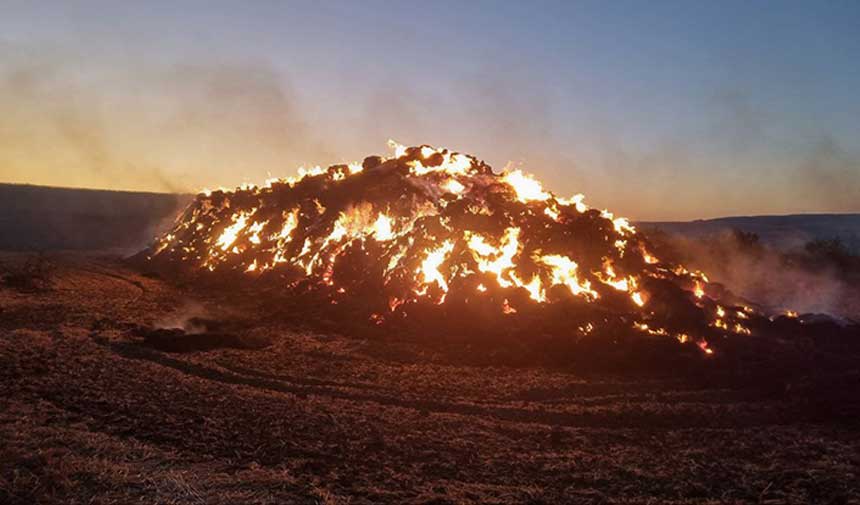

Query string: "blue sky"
[[1, 0, 858, 219]]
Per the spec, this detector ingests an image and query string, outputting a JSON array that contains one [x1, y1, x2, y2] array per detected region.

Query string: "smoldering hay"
[[147, 141, 821, 355]]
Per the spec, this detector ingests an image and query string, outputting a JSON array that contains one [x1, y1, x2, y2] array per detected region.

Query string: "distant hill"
[[0, 184, 191, 252], [641, 214, 860, 253]]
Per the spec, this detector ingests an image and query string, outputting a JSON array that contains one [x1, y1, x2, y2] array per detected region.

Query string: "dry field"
[[1, 253, 858, 504]]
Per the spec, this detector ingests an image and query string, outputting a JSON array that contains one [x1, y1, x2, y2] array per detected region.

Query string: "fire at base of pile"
[[145, 142, 849, 365]]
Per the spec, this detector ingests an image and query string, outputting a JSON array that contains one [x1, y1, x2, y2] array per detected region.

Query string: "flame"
[[275, 211, 299, 241], [373, 214, 395, 241], [600, 210, 636, 236], [734, 323, 752, 335], [216, 212, 250, 251], [544, 206, 560, 221], [511, 272, 545, 302], [248, 221, 267, 245], [388, 139, 407, 158], [597, 259, 629, 291], [503, 170, 550, 203], [558, 194, 588, 213], [402, 144, 476, 177], [389, 297, 405, 312], [467, 227, 520, 288], [712, 308, 753, 335], [640, 244, 659, 264], [693, 281, 705, 299], [635, 323, 668, 336], [443, 179, 466, 194], [418, 240, 455, 298], [152, 142, 746, 354], [538, 254, 598, 300]]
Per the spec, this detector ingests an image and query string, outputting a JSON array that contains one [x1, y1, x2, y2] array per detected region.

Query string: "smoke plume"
[[0, 44, 328, 193]]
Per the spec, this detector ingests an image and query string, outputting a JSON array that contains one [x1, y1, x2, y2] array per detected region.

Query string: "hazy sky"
[[1, 0, 858, 220]]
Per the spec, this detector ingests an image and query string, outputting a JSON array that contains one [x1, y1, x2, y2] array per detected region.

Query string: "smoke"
[[652, 229, 859, 318], [354, 60, 576, 191], [154, 300, 209, 334], [796, 136, 860, 213], [0, 43, 328, 193], [0, 47, 166, 191], [708, 89, 860, 215], [708, 89, 769, 155], [571, 88, 860, 220]]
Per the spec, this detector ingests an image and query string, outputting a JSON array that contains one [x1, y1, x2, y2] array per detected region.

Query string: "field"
[[1, 253, 859, 504]]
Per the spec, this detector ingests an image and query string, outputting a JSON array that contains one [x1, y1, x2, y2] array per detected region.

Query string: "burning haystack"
[[148, 142, 818, 357]]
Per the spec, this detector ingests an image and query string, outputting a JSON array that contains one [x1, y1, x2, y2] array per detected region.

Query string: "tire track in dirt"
[[217, 362, 386, 392], [105, 341, 787, 430]]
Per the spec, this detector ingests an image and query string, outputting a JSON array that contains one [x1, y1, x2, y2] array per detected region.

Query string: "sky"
[[0, 0, 858, 220]]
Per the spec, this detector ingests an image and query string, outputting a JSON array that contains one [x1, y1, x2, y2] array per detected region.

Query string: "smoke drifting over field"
[[0, 45, 328, 194], [648, 228, 860, 319]]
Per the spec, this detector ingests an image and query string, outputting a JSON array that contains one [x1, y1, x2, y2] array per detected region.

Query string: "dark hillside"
[[0, 184, 190, 252]]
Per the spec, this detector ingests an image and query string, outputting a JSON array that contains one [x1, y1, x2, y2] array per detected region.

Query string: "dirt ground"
[[1, 253, 858, 504]]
